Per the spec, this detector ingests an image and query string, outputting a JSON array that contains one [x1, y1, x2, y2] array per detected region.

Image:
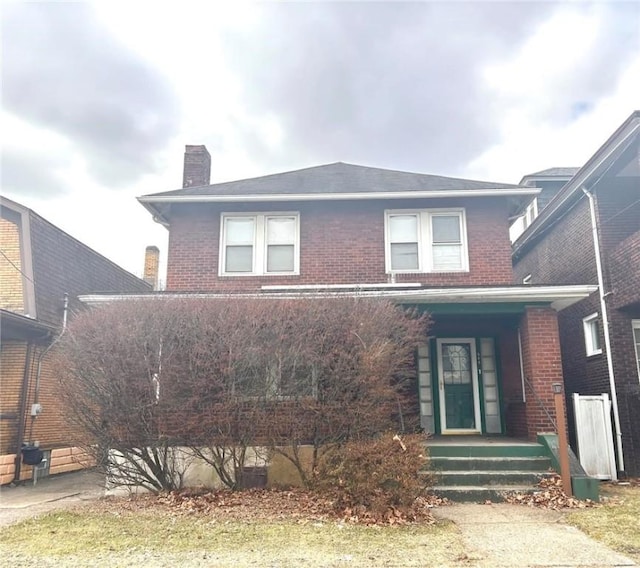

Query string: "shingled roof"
[[524, 167, 580, 178], [143, 162, 523, 198]]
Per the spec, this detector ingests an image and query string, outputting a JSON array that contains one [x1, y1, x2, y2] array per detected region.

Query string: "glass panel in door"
[[441, 342, 476, 430]]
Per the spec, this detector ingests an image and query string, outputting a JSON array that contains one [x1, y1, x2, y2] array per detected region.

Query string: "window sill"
[[387, 269, 470, 275], [219, 272, 300, 278]]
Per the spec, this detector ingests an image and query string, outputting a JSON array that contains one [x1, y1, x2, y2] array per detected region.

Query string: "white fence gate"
[[572, 393, 617, 480]]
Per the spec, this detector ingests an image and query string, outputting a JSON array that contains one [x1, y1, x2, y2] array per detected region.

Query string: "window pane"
[[391, 243, 419, 270], [226, 218, 254, 244], [267, 217, 295, 244], [590, 321, 601, 351], [389, 215, 418, 242], [279, 363, 316, 398], [225, 245, 253, 272], [432, 215, 461, 243], [432, 244, 462, 270], [267, 244, 294, 272]]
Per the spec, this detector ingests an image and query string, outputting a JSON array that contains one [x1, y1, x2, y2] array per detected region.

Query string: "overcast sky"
[[2, 1, 639, 282]]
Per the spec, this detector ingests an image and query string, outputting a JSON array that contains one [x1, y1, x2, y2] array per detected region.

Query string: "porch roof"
[[79, 284, 597, 312]]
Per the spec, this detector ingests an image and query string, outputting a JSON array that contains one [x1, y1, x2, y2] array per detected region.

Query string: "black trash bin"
[[21, 445, 44, 466]]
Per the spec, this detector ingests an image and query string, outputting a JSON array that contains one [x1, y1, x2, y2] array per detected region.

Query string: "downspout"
[[14, 343, 35, 483], [581, 187, 625, 473], [27, 293, 69, 442]]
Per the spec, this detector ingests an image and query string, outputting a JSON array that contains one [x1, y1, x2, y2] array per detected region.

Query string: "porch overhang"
[[79, 284, 597, 312]]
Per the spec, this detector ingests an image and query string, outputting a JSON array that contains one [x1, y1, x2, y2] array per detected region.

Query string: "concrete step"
[[430, 456, 551, 472], [427, 442, 547, 459], [433, 469, 551, 487], [431, 485, 538, 503]]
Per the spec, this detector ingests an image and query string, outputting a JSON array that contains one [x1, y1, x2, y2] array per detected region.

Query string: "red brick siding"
[[609, 231, 640, 310], [513, 195, 596, 286], [166, 197, 514, 290], [513, 180, 640, 474], [518, 307, 566, 440]]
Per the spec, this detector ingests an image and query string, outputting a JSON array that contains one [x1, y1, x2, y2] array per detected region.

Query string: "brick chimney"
[[143, 246, 160, 290], [182, 145, 211, 188]]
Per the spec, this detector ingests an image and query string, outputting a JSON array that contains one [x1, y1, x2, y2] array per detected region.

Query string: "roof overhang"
[[138, 187, 540, 226], [79, 284, 597, 312], [0, 310, 55, 341]]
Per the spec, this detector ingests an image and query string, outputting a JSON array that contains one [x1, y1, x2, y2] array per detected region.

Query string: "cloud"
[[1, 2, 182, 194], [218, 2, 558, 177], [1, 146, 70, 198]]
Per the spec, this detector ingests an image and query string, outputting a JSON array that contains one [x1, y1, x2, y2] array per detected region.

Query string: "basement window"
[[583, 313, 602, 357]]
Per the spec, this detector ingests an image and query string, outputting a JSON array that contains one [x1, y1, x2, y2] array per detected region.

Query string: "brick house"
[[106, 145, 597, 453], [0, 196, 151, 484], [513, 111, 640, 477]]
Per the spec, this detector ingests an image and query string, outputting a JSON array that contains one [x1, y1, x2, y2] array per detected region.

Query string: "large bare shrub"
[[55, 296, 428, 492]]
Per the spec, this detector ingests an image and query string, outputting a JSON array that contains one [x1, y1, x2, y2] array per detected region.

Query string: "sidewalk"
[[0, 469, 104, 527], [434, 503, 638, 567]]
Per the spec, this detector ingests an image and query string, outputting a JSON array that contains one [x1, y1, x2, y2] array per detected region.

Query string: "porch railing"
[[523, 376, 557, 431]]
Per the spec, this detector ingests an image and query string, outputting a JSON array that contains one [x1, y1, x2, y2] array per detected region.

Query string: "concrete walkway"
[[0, 469, 104, 527], [434, 503, 637, 567]]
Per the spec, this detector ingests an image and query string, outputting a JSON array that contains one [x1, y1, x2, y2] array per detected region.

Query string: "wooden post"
[[553, 383, 572, 496]]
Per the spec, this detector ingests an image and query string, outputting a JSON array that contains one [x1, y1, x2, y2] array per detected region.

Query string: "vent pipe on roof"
[[182, 145, 211, 188]]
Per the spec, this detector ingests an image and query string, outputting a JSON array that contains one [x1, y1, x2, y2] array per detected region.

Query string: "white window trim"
[[583, 312, 602, 357], [523, 198, 538, 229], [219, 212, 300, 276], [632, 320, 640, 383], [384, 208, 469, 274]]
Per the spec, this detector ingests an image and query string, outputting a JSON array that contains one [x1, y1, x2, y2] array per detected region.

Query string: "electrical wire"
[[0, 248, 34, 284]]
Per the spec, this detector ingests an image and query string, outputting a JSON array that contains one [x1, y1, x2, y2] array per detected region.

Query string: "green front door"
[[437, 339, 481, 433]]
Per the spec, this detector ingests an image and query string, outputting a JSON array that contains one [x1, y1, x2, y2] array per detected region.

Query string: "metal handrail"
[[523, 376, 557, 431]]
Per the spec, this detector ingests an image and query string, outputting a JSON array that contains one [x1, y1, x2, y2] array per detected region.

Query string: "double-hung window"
[[385, 209, 468, 273], [220, 213, 299, 276], [583, 313, 602, 356]]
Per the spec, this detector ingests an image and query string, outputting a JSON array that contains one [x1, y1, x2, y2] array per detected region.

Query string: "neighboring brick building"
[[513, 111, 640, 476], [0, 196, 151, 484], [107, 146, 598, 445], [510, 168, 579, 243]]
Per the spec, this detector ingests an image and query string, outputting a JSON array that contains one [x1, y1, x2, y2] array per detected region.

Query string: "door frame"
[[436, 337, 482, 434]]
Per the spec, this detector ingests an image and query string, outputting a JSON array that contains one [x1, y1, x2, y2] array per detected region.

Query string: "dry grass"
[[0, 506, 464, 567], [566, 483, 640, 562]]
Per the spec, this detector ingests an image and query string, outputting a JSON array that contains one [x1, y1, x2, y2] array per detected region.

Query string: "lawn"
[[566, 483, 640, 562], [0, 506, 465, 567]]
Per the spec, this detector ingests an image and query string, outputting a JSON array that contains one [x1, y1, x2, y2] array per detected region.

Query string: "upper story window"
[[583, 313, 602, 357], [523, 198, 538, 230], [220, 213, 299, 276], [385, 209, 468, 273]]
